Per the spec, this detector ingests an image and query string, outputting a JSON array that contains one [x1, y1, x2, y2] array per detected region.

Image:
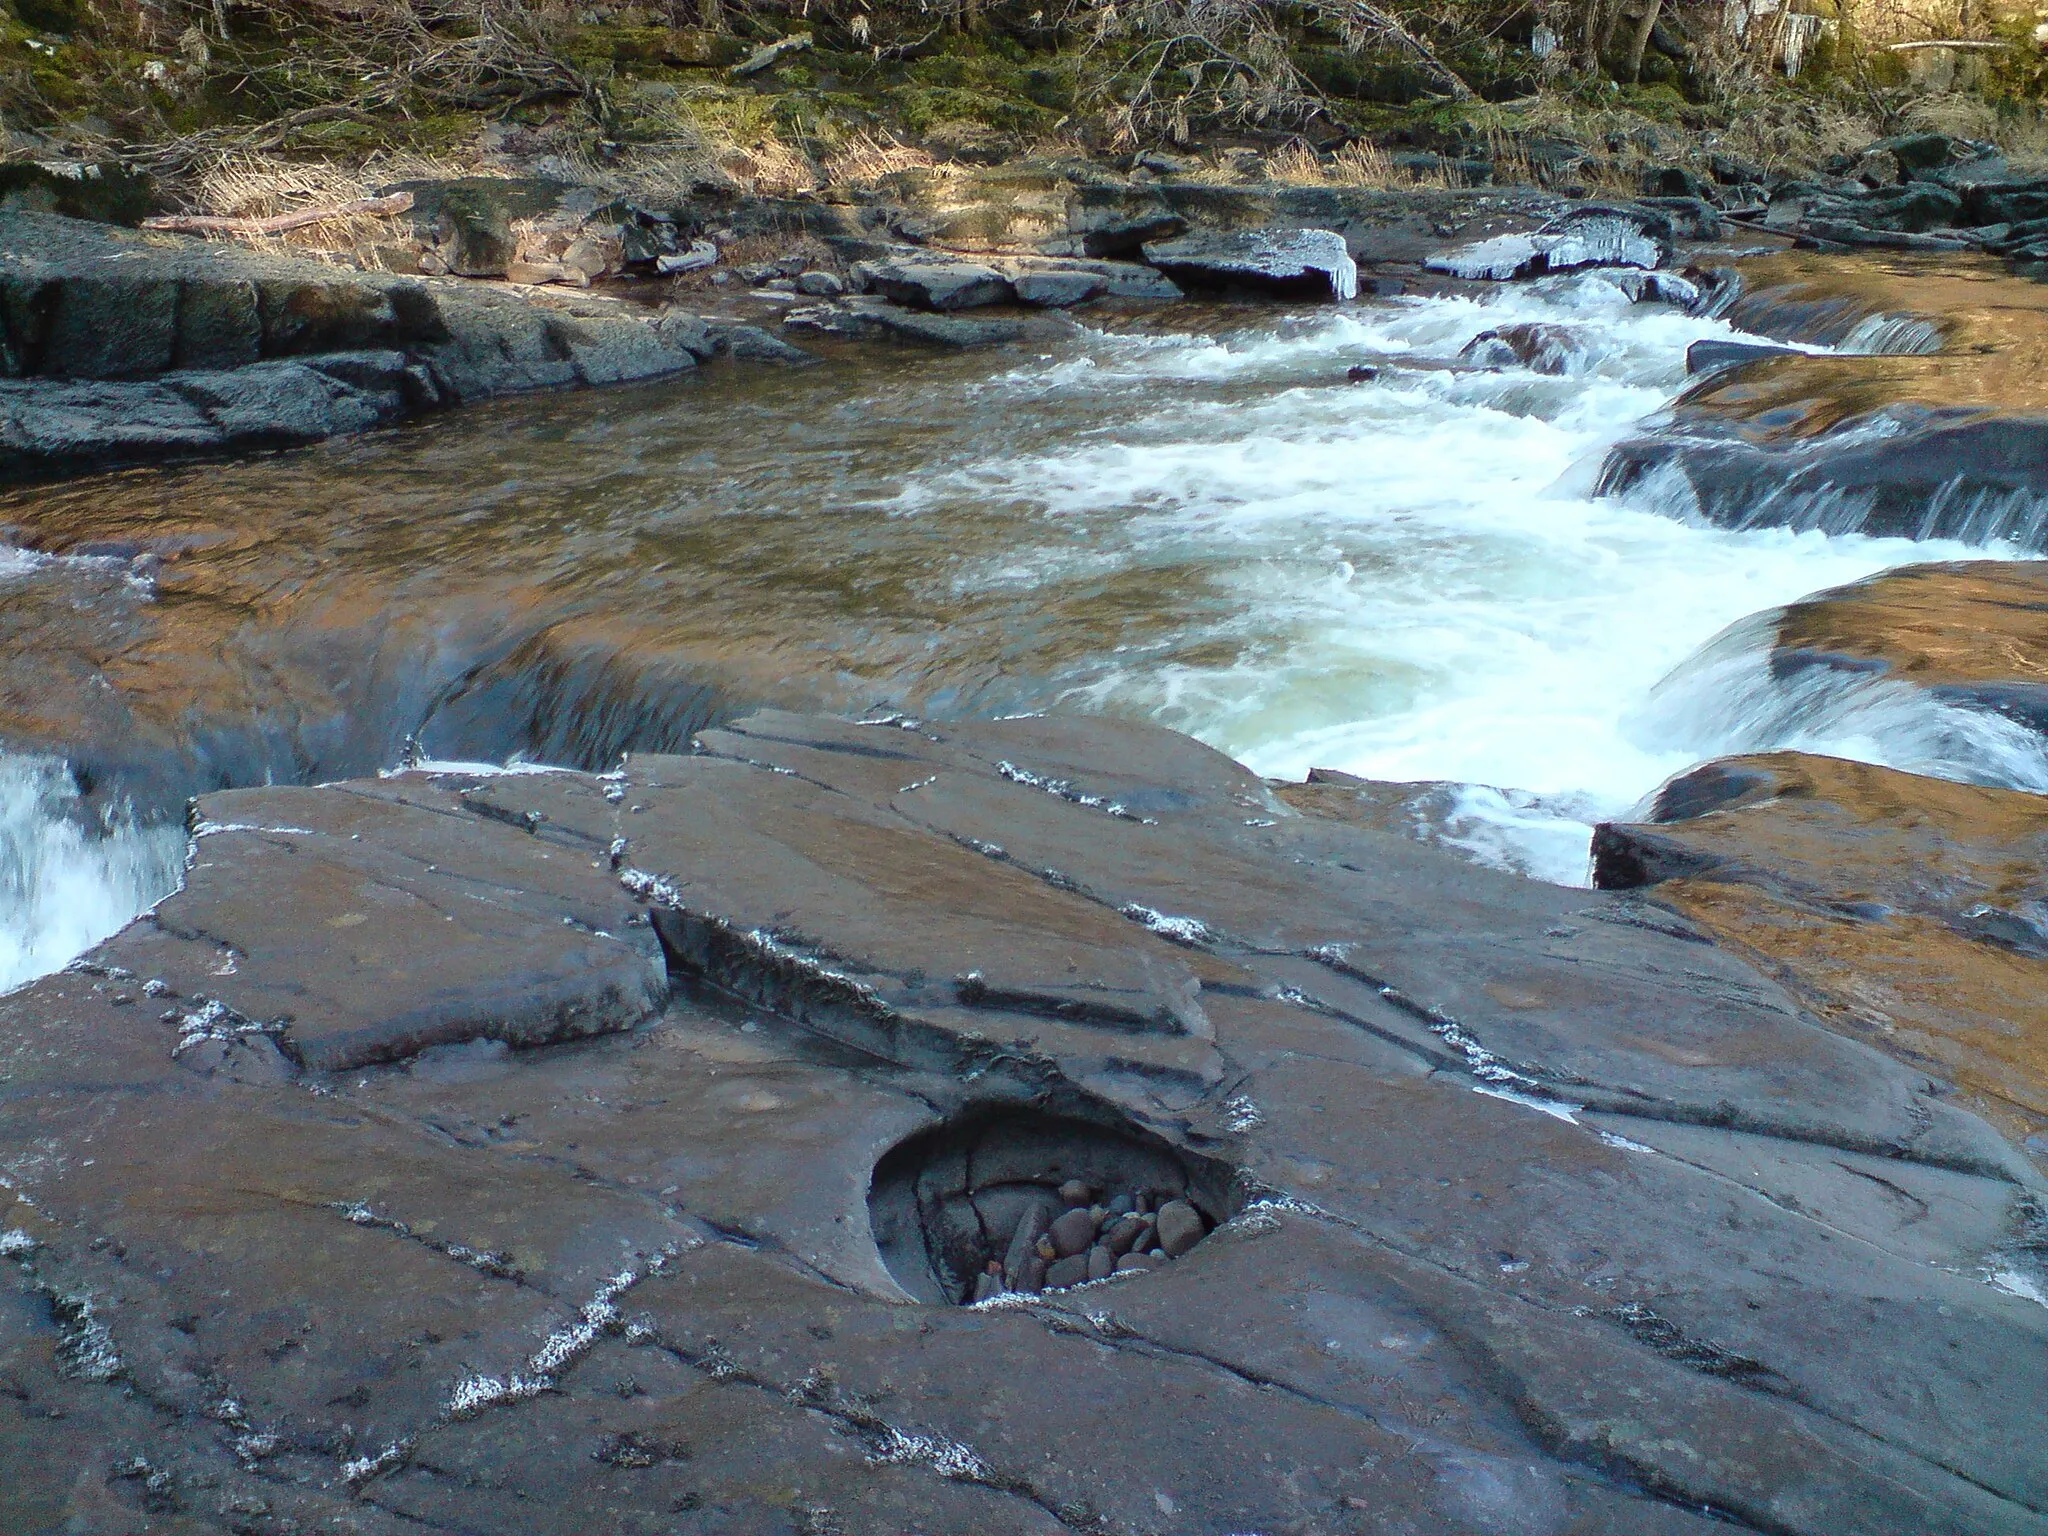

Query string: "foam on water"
[[913, 274, 2019, 884], [0, 755, 184, 994]]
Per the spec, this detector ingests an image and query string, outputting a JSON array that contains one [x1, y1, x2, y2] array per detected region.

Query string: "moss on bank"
[[4, 0, 2047, 208]]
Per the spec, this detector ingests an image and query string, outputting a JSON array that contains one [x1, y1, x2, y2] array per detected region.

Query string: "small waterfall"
[[0, 756, 186, 994], [1628, 615, 2048, 801], [1838, 313, 1945, 356]]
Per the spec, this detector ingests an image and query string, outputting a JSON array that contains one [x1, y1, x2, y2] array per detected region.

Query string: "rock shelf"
[[2, 708, 2043, 1533]]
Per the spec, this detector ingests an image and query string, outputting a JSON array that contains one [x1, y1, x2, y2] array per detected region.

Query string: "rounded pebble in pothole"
[[1156, 1199, 1205, 1258], [971, 1184, 1212, 1301], [1044, 1254, 1091, 1289], [1049, 1208, 1097, 1257]]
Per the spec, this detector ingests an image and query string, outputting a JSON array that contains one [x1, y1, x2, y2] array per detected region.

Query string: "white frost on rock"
[[1596, 1128, 1656, 1153], [1473, 1082, 1584, 1124], [53, 1291, 122, 1381], [442, 1253, 677, 1423], [341, 1437, 415, 1485], [168, 996, 281, 1057], [995, 761, 1158, 824], [618, 867, 684, 906], [1119, 904, 1212, 946], [1988, 1267, 2048, 1310], [866, 1425, 997, 1483]]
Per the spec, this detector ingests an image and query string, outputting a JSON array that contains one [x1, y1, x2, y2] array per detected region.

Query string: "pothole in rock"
[[868, 1105, 1235, 1305]]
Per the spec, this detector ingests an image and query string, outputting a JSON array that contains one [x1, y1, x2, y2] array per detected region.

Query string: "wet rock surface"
[[1598, 252, 2048, 544], [1767, 559, 2048, 738], [1595, 749, 2048, 1161], [4, 707, 2045, 1534]]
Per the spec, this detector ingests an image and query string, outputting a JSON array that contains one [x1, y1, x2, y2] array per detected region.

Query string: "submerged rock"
[[784, 297, 1027, 346], [1598, 251, 2048, 544], [1684, 337, 1802, 374], [1768, 559, 2048, 739]]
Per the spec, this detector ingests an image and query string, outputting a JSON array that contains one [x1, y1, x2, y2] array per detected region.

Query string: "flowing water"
[[0, 264, 2038, 988]]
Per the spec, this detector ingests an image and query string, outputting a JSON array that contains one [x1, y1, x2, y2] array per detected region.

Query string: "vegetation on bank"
[[3, 0, 2047, 212]]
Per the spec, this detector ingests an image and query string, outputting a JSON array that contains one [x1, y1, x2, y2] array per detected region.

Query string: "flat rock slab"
[[4, 711, 2045, 1534], [852, 254, 1015, 311], [784, 297, 1028, 347]]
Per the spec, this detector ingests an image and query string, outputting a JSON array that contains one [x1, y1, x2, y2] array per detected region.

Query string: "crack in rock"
[[331, 1201, 523, 1281], [994, 760, 1159, 824]]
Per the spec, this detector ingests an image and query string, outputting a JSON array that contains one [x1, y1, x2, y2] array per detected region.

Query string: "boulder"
[[0, 352, 433, 479], [0, 160, 154, 226], [1710, 152, 1765, 186], [384, 177, 599, 278], [853, 255, 1015, 311], [1458, 321, 1589, 375], [0, 210, 725, 480], [1966, 179, 2048, 228], [1636, 195, 1722, 239], [1582, 266, 1706, 309], [1801, 183, 1964, 234], [1427, 205, 1668, 281], [1010, 268, 1107, 308], [1640, 165, 1710, 200], [1139, 227, 1358, 301]]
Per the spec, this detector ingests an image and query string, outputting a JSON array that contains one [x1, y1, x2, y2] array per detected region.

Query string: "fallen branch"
[[733, 33, 812, 76], [1885, 38, 2011, 49], [142, 191, 414, 236]]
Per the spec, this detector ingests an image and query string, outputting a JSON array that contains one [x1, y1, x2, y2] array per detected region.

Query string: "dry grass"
[[182, 149, 468, 261], [820, 129, 936, 185], [1263, 137, 1453, 189]]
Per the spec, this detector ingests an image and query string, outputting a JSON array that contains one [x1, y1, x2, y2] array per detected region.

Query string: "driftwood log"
[[141, 190, 414, 236]]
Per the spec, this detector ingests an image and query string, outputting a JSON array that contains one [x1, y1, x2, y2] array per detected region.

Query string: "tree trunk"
[[1593, 0, 1625, 64], [1624, 0, 1665, 81]]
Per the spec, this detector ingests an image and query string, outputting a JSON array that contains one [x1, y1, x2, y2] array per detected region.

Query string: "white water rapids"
[[0, 267, 2039, 990], [913, 273, 2031, 880]]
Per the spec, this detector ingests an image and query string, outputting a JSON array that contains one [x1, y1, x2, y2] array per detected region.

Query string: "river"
[[0, 263, 2035, 988]]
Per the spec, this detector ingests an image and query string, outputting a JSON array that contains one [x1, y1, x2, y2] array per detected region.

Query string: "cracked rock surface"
[[4, 709, 2045, 1534]]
